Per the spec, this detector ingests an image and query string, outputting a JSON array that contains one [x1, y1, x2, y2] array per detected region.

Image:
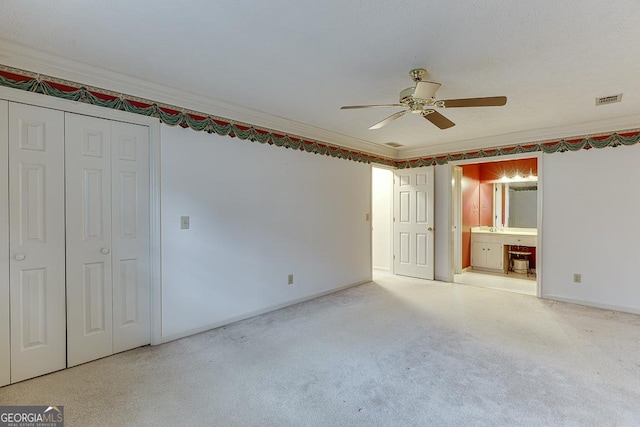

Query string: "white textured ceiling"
[[1, 1, 640, 158]]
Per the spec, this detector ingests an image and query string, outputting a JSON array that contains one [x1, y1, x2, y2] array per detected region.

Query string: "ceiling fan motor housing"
[[399, 87, 416, 103]]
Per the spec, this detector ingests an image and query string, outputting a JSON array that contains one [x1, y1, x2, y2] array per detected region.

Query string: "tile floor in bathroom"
[[454, 270, 537, 296]]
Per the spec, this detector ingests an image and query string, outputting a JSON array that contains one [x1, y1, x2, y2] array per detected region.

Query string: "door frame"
[[0, 85, 163, 345], [449, 152, 544, 297], [452, 166, 463, 274], [0, 100, 8, 385]]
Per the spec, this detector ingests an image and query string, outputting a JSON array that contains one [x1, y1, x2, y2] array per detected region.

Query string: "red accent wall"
[[479, 183, 494, 226], [461, 164, 480, 268]]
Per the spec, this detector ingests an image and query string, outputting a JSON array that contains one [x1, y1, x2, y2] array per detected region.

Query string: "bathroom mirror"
[[494, 182, 537, 228]]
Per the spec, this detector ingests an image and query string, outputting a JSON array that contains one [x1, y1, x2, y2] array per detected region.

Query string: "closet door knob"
[[14, 253, 25, 261], [101, 248, 110, 255]]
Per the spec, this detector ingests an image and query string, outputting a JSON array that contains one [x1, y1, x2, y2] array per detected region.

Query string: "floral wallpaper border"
[[1, 64, 638, 169], [395, 128, 640, 168], [0, 65, 396, 167]]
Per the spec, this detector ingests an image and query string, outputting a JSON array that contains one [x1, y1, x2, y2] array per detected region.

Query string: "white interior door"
[[393, 166, 435, 280], [111, 121, 150, 353], [9, 103, 66, 383], [65, 114, 114, 367], [66, 114, 151, 365], [0, 100, 9, 386]]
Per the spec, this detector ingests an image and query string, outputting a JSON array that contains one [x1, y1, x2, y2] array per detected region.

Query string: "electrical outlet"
[[288, 274, 294, 285], [573, 273, 582, 283], [181, 216, 190, 229]]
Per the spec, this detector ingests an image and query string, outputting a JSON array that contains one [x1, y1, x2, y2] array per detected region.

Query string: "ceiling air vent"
[[595, 94, 623, 106], [385, 142, 404, 148]]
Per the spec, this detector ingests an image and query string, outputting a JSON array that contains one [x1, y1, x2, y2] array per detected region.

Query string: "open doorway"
[[372, 165, 436, 280], [451, 156, 541, 296], [372, 167, 393, 273]]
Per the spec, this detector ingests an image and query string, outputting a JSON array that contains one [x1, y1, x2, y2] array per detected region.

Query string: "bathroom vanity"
[[470, 227, 537, 273]]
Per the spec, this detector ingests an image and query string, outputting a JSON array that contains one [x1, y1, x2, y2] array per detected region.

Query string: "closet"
[[0, 101, 151, 386]]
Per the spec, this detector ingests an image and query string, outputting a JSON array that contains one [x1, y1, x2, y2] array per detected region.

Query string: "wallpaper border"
[[1, 64, 639, 168]]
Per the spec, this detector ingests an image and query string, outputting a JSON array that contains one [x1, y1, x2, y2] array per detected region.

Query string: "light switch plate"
[[181, 216, 190, 229]]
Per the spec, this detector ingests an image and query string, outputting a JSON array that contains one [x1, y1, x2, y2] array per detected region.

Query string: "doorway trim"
[[449, 152, 543, 297], [452, 166, 463, 275], [0, 85, 163, 345]]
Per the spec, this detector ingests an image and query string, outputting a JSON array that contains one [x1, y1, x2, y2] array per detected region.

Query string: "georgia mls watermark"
[[0, 406, 64, 427]]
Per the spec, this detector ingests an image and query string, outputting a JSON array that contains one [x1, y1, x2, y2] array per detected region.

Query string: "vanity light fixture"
[[500, 168, 537, 183]]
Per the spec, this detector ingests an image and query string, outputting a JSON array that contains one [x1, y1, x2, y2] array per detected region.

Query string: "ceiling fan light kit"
[[341, 68, 507, 130]]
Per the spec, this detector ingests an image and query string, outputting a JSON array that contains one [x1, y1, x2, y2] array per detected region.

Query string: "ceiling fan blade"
[[369, 110, 408, 130], [413, 81, 441, 100], [341, 104, 404, 109], [439, 96, 507, 108], [423, 110, 455, 129]]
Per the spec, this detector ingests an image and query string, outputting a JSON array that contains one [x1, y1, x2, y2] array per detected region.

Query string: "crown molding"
[[0, 40, 397, 159]]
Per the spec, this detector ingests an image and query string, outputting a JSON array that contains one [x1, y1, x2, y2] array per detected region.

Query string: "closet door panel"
[[0, 101, 9, 387], [65, 113, 114, 367], [9, 103, 66, 383], [111, 122, 150, 353]]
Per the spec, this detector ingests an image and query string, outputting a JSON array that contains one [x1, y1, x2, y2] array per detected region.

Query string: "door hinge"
[[393, 255, 396, 260], [393, 217, 396, 222]]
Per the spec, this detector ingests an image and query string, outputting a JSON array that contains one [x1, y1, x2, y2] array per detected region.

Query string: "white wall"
[[372, 167, 392, 270], [542, 146, 640, 313], [160, 125, 372, 340], [434, 164, 452, 282]]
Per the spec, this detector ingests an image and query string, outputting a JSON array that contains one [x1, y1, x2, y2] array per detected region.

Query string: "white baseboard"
[[160, 278, 372, 344], [373, 266, 390, 272], [542, 294, 640, 315]]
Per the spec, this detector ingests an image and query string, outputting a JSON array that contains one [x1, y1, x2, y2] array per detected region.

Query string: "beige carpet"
[[1, 272, 639, 426]]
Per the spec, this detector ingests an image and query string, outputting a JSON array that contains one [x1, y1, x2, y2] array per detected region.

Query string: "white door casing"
[[452, 166, 463, 274], [9, 103, 66, 382], [393, 166, 435, 280], [65, 114, 114, 367], [0, 100, 9, 387], [111, 120, 150, 353]]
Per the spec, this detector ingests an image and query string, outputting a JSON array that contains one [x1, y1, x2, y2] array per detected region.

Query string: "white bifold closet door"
[[65, 113, 150, 367], [8, 103, 67, 383]]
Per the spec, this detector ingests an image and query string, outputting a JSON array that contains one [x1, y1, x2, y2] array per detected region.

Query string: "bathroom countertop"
[[471, 226, 537, 236]]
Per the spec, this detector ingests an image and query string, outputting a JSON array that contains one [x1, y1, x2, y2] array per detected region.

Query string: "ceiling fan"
[[340, 68, 507, 130]]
